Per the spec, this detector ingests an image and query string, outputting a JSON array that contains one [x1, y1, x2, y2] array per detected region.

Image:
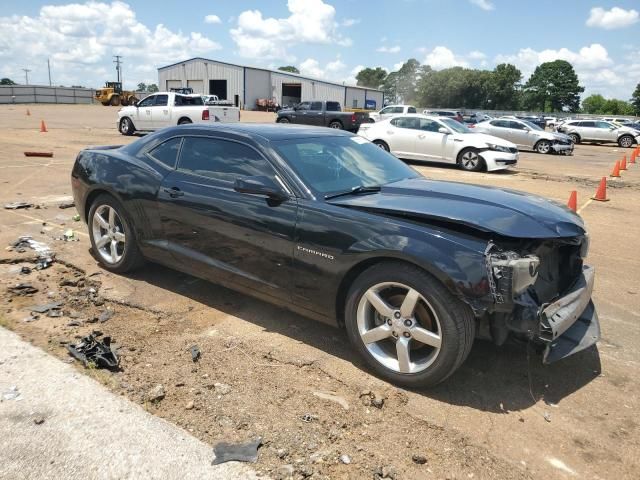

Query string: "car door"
[[156, 135, 298, 300], [413, 118, 450, 162], [292, 102, 311, 124], [133, 95, 155, 129], [595, 121, 617, 142], [150, 94, 170, 128], [386, 117, 419, 158], [306, 101, 325, 126], [507, 121, 534, 148], [577, 121, 598, 141]]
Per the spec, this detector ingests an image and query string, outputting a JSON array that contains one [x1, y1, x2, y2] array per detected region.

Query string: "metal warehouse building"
[[158, 57, 384, 111]]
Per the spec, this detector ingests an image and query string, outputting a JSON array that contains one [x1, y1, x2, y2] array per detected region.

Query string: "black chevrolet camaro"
[[71, 124, 600, 387]]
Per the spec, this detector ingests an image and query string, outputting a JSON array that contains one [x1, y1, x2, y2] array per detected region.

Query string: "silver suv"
[[557, 120, 640, 148], [473, 118, 573, 155]]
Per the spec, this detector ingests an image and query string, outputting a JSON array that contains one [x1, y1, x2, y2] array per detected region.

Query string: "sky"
[[0, 0, 639, 100]]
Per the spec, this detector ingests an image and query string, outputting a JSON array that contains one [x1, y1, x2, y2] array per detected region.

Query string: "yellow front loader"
[[95, 82, 138, 106]]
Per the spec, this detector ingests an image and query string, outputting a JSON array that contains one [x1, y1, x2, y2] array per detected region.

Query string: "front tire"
[[88, 194, 144, 273], [110, 95, 121, 107], [458, 148, 485, 172], [568, 133, 580, 144], [277, 117, 290, 124], [535, 140, 552, 154], [119, 117, 135, 136], [373, 140, 390, 151], [328, 121, 343, 129], [344, 262, 475, 388], [618, 135, 634, 148]]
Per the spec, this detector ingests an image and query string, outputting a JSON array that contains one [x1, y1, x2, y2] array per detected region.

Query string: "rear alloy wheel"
[[458, 148, 485, 172], [344, 262, 475, 387], [569, 133, 580, 144], [88, 194, 143, 273], [373, 140, 390, 152], [618, 135, 634, 148], [119, 117, 135, 136], [328, 121, 343, 129], [535, 140, 552, 154]]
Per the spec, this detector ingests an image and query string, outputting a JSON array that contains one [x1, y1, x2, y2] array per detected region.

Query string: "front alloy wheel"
[[535, 140, 551, 154], [459, 149, 484, 172], [92, 205, 126, 265], [618, 135, 634, 148]]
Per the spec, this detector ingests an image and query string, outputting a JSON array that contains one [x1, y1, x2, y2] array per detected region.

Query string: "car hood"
[[548, 131, 572, 142], [618, 126, 640, 135], [464, 132, 515, 148], [328, 177, 585, 239]]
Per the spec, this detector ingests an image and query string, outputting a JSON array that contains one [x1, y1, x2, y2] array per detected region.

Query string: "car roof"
[[160, 123, 355, 141]]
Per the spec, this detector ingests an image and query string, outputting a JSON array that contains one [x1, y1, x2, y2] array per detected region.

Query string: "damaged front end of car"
[[483, 236, 600, 363]]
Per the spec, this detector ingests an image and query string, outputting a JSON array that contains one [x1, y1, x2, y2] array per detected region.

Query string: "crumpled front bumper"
[[539, 265, 600, 363], [551, 143, 573, 153]]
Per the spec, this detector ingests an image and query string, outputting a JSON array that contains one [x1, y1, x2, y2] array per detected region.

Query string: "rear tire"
[[277, 117, 290, 124], [328, 121, 343, 129], [178, 118, 192, 125], [458, 148, 485, 172], [88, 194, 144, 273], [618, 135, 634, 148], [344, 261, 475, 388], [373, 140, 390, 151], [110, 95, 121, 107], [568, 133, 580, 144], [119, 117, 135, 136]]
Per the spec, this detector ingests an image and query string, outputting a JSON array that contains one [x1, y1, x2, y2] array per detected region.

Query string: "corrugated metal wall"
[[345, 87, 365, 109], [270, 73, 344, 105], [366, 90, 384, 110], [0, 85, 94, 104], [245, 68, 272, 109], [159, 60, 244, 101]]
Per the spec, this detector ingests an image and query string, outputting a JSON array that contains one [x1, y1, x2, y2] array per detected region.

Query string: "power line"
[[22, 68, 31, 85], [113, 55, 123, 83]]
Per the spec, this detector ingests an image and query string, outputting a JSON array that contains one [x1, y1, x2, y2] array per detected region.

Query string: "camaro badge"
[[297, 245, 334, 260]]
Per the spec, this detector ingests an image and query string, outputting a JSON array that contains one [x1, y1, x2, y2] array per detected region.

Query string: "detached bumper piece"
[[539, 265, 600, 363]]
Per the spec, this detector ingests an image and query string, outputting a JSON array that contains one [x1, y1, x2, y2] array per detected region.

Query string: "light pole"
[[22, 68, 31, 85]]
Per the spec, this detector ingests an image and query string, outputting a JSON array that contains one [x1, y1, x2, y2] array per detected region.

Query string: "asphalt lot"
[[0, 104, 638, 479]]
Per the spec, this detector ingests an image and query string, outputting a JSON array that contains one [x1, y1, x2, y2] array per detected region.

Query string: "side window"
[[326, 102, 341, 111], [392, 117, 419, 129], [178, 137, 274, 183], [391, 106, 404, 114], [310, 102, 323, 111], [509, 121, 526, 130], [419, 119, 442, 132], [490, 120, 508, 128], [155, 94, 168, 106], [380, 107, 392, 115], [137, 96, 155, 108], [147, 137, 182, 169], [297, 102, 310, 111], [596, 121, 612, 129], [408, 107, 417, 114], [581, 121, 595, 127]]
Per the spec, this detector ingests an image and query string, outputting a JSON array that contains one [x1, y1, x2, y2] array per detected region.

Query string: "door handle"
[[418, 134, 426, 139], [386, 131, 394, 135], [163, 187, 184, 198]]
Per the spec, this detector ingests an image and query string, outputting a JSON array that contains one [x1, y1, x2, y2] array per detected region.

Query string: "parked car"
[[600, 117, 633, 125], [544, 117, 558, 128], [358, 114, 518, 172], [202, 94, 235, 107], [556, 120, 640, 148], [276, 101, 369, 132], [473, 118, 574, 154], [368, 105, 417, 122], [423, 110, 464, 123], [71, 123, 599, 387], [117, 92, 240, 135]]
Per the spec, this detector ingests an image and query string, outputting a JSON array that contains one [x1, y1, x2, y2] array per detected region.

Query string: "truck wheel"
[[328, 121, 343, 129], [178, 118, 192, 125], [119, 117, 135, 136], [344, 261, 475, 388], [618, 135, 634, 148], [277, 117, 290, 124], [110, 95, 121, 106], [101, 101, 110, 106]]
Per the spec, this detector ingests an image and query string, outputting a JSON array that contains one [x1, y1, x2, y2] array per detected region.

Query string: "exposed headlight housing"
[[486, 143, 511, 153], [486, 249, 540, 302], [579, 234, 590, 259]]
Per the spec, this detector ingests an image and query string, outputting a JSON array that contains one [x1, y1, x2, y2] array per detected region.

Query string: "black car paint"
[[276, 101, 368, 132], [72, 123, 596, 357]]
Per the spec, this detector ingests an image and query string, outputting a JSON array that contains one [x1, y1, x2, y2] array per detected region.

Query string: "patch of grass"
[[84, 366, 118, 389], [0, 316, 14, 330]]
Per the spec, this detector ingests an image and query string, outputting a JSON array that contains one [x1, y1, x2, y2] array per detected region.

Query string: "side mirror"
[[234, 175, 288, 202], [438, 127, 449, 134]]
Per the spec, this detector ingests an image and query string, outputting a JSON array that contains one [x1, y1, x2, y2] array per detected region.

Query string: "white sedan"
[[358, 114, 518, 172]]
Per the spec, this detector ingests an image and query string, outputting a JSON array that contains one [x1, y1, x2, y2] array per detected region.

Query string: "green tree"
[[522, 60, 584, 112], [487, 64, 522, 110], [277, 66, 300, 74], [0, 77, 16, 85], [147, 84, 159, 92], [582, 94, 607, 113], [395, 58, 421, 104], [631, 82, 640, 116], [604, 99, 635, 115], [137, 82, 147, 91], [355, 67, 387, 89], [382, 71, 399, 104], [582, 94, 635, 115]]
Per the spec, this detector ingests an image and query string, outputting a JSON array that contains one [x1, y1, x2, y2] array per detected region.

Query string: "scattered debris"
[[33, 416, 45, 425], [185, 400, 195, 410], [47, 309, 63, 318], [20, 266, 31, 274], [189, 345, 201, 362], [276, 448, 288, 459], [146, 384, 165, 403], [29, 302, 62, 314], [544, 412, 552, 423], [214, 382, 231, 395], [313, 390, 349, 410], [359, 390, 385, 409], [10, 236, 53, 257], [412, 454, 428, 464], [98, 310, 114, 323], [4, 201, 32, 210], [67, 320, 82, 327], [339, 454, 351, 465], [58, 201, 75, 209], [8, 283, 38, 296], [301, 413, 317, 423], [277, 465, 295, 479], [67, 334, 119, 370], [24, 151, 53, 158], [63, 229, 75, 241], [374, 465, 398, 479], [2, 386, 22, 401], [35, 256, 53, 270], [72, 214, 81, 221], [211, 437, 262, 465]]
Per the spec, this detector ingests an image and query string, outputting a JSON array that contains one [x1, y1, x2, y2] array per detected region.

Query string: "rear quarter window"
[[326, 102, 341, 112]]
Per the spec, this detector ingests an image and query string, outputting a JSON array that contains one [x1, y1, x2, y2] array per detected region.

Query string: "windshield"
[[273, 136, 419, 195], [439, 118, 471, 133], [521, 120, 543, 131]]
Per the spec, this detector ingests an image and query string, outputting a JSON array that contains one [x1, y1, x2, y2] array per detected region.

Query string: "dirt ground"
[[0, 104, 638, 480]]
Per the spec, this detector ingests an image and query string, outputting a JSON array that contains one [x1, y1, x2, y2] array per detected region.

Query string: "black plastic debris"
[[35, 257, 53, 270], [29, 302, 62, 314], [58, 201, 75, 209], [5, 202, 32, 210], [67, 334, 119, 370], [212, 437, 262, 465], [8, 283, 38, 295], [189, 345, 201, 362], [20, 266, 32, 274]]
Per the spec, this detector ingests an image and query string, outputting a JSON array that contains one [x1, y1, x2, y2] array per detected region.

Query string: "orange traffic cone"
[[26, 108, 30, 116], [620, 155, 627, 171], [631, 150, 636, 164], [592, 177, 609, 202], [40, 120, 47, 133], [567, 191, 577, 212], [610, 160, 621, 177]]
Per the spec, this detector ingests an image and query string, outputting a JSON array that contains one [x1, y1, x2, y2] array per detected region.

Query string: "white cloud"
[[468, 51, 487, 60], [469, 0, 494, 11], [586, 7, 639, 30], [0, 1, 220, 88], [341, 18, 360, 27], [204, 14, 221, 25], [423, 46, 469, 69], [377, 45, 401, 54], [230, 0, 351, 60]]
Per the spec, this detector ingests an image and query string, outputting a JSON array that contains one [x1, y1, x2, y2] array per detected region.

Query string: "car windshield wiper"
[[324, 185, 382, 200]]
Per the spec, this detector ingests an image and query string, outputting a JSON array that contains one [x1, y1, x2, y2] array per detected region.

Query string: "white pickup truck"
[[368, 104, 417, 122], [117, 92, 240, 135]]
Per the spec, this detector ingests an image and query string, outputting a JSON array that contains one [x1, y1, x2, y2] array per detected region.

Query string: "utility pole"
[[22, 68, 31, 85], [113, 55, 123, 84], [47, 58, 52, 86]]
